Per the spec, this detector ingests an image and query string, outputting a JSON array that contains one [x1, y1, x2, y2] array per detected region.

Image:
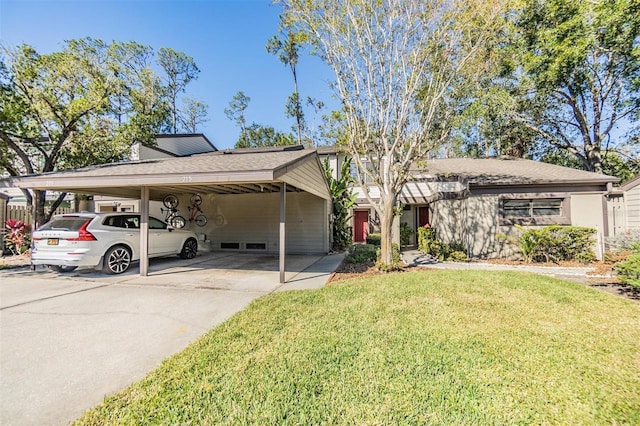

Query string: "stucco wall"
[[171, 191, 328, 254], [431, 195, 517, 259], [570, 194, 605, 232], [429, 193, 606, 259]]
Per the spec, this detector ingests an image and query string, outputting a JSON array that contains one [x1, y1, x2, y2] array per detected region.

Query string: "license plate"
[[47, 238, 59, 246]]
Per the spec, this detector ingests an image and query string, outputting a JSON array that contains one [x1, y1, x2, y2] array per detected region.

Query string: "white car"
[[31, 212, 198, 274]]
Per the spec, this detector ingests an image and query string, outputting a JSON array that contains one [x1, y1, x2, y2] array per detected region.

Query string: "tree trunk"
[[586, 144, 603, 174], [32, 190, 47, 228], [378, 195, 396, 266]]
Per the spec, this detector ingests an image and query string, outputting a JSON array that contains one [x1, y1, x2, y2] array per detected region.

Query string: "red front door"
[[418, 206, 430, 227], [354, 210, 369, 243]]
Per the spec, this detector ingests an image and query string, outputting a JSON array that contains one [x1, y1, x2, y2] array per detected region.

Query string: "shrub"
[[417, 225, 435, 254], [417, 225, 466, 261], [346, 244, 378, 264], [4, 219, 32, 255], [448, 250, 468, 262], [323, 156, 356, 251], [400, 222, 413, 246], [615, 252, 640, 289], [366, 233, 381, 246], [518, 226, 596, 263], [376, 243, 403, 272]]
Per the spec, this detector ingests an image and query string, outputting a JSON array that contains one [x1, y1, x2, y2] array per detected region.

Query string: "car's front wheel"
[[49, 265, 78, 273], [179, 238, 198, 259], [103, 245, 132, 274]]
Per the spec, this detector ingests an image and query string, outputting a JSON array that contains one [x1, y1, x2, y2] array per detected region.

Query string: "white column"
[[140, 187, 149, 276], [279, 183, 286, 283]]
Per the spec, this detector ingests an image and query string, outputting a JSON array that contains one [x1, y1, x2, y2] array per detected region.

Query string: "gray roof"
[[154, 134, 217, 156], [315, 145, 341, 155], [412, 157, 619, 186], [1, 148, 330, 201], [17, 149, 308, 179]]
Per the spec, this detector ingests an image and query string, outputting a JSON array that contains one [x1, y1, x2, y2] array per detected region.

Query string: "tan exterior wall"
[[429, 193, 607, 259], [625, 185, 640, 230], [431, 195, 518, 259], [171, 191, 328, 254], [570, 194, 605, 231]]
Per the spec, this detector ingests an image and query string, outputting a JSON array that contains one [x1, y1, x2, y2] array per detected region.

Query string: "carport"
[[1, 146, 332, 282]]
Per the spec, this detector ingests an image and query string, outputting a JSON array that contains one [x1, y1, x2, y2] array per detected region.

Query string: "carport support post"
[[279, 183, 286, 283], [140, 187, 150, 276]]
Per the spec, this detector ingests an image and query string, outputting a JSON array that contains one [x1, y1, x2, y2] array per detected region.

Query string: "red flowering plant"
[[3, 219, 32, 255]]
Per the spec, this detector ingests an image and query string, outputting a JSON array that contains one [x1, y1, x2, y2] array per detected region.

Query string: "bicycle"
[[187, 194, 208, 227], [161, 194, 186, 229], [161, 194, 207, 228]]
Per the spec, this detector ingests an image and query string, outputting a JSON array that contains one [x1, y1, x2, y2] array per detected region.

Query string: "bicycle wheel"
[[163, 194, 179, 209], [190, 194, 203, 207], [194, 214, 207, 227], [170, 215, 186, 229]]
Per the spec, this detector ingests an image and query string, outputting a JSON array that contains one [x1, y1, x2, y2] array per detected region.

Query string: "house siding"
[[281, 158, 331, 201], [172, 192, 328, 254], [606, 195, 626, 237], [626, 185, 640, 230]]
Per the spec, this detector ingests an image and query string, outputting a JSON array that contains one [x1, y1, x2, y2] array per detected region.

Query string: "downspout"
[[464, 180, 471, 260]]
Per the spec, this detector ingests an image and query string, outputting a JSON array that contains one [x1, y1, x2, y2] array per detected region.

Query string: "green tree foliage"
[[465, 0, 640, 173], [225, 91, 296, 148], [323, 155, 356, 251], [224, 91, 251, 134], [280, 0, 504, 266], [157, 47, 203, 134], [179, 97, 209, 133], [0, 39, 195, 225], [541, 147, 640, 181], [267, 27, 307, 145], [235, 123, 295, 148]]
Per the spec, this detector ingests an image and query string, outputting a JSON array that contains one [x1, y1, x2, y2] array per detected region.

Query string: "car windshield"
[[37, 217, 90, 231]]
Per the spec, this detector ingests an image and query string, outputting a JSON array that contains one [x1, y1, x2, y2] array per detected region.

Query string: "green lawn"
[[77, 270, 640, 425]]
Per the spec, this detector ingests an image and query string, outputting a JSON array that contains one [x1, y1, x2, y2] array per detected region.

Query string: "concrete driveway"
[[0, 252, 343, 425]]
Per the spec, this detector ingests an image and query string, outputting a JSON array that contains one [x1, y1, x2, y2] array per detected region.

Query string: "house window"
[[503, 199, 562, 218], [500, 197, 569, 225], [350, 160, 375, 184]]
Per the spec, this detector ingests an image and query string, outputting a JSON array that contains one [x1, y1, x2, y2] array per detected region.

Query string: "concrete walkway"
[[0, 251, 344, 426], [402, 249, 607, 280]]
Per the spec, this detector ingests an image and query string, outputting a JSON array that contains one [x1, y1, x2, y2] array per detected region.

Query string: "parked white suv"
[[31, 212, 198, 274]]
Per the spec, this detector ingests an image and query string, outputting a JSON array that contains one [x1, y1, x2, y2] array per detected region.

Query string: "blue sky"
[[0, 0, 338, 149]]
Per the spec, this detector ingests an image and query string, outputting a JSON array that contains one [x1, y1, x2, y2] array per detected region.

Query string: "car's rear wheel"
[[49, 265, 78, 273], [103, 245, 132, 274], [179, 238, 198, 259]]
